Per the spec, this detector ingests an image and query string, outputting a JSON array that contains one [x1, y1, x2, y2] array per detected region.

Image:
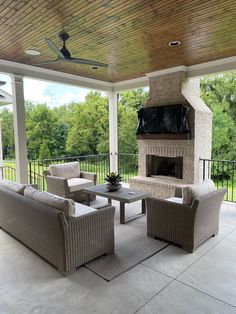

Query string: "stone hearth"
[[129, 70, 212, 199]]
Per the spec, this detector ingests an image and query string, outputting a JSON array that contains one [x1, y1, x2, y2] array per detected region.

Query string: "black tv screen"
[[136, 104, 190, 135]]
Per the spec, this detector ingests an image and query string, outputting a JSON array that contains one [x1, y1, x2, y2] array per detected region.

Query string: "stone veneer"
[[129, 71, 212, 199]]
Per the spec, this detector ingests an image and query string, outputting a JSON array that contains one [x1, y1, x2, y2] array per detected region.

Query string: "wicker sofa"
[[146, 180, 227, 252], [0, 181, 115, 276]]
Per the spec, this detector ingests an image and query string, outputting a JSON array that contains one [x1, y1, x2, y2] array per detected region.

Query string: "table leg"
[[120, 201, 125, 224], [142, 199, 146, 214], [85, 193, 90, 206], [108, 198, 112, 205]]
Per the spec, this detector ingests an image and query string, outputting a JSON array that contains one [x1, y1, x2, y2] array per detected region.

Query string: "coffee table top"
[[82, 184, 151, 203]]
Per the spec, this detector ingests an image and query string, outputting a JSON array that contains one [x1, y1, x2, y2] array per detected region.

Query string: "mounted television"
[[136, 104, 190, 135]]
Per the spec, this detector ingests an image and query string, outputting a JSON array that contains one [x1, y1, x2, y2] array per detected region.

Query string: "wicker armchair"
[[43, 161, 97, 202], [146, 187, 227, 252]]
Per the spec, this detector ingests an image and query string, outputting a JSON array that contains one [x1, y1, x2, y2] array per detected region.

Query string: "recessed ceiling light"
[[91, 66, 99, 70], [25, 49, 41, 56], [168, 41, 181, 47]]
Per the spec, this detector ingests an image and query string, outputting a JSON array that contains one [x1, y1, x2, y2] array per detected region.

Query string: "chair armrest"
[[80, 171, 97, 184], [45, 175, 69, 197]]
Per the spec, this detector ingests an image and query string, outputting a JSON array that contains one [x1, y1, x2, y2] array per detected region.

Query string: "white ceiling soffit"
[[0, 59, 112, 92], [1, 56, 236, 93]]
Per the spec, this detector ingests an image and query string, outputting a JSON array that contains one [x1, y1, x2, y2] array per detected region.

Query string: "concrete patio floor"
[[1, 197, 236, 314]]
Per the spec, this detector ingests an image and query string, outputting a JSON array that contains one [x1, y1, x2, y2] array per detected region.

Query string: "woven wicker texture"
[[0, 187, 114, 276], [146, 188, 227, 252]]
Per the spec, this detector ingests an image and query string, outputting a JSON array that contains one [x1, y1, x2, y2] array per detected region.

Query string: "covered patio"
[[1, 199, 236, 313], [1, 1, 236, 313]]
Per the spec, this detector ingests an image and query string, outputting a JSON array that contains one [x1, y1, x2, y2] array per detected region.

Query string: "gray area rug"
[[85, 217, 168, 281]]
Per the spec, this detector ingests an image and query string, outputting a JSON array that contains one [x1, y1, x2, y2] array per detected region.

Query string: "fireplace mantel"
[[136, 133, 191, 140]]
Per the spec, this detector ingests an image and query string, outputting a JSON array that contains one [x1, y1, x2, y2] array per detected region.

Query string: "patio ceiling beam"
[[1, 56, 236, 94], [0, 60, 113, 92], [113, 56, 236, 92]]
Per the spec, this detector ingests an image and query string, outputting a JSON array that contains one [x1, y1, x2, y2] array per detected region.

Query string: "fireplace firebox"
[[146, 155, 183, 179]]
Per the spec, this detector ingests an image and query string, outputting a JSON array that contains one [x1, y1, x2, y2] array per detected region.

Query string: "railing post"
[[29, 161, 32, 184], [203, 159, 205, 180]]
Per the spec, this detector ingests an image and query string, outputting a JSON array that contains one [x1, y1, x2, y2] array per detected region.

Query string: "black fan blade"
[[34, 60, 60, 66], [70, 57, 108, 67], [45, 38, 65, 59]]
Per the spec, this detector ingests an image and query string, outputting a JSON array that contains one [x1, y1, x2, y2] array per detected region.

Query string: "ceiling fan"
[[36, 32, 108, 68]]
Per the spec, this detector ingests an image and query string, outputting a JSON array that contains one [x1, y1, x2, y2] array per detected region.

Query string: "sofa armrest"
[[65, 206, 115, 271], [80, 171, 97, 184], [45, 175, 70, 197]]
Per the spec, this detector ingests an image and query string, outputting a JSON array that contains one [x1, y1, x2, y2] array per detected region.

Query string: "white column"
[[0, 118, 3, 179], [11, 74, 28, 183], [108, 91, 118, 172]]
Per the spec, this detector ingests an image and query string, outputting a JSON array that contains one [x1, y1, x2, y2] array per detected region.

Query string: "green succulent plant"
[[105, 172, 123, 185]]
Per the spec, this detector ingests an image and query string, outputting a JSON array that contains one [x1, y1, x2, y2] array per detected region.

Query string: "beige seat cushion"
[[0, 179, 27, 195], [72, 203, 97, 217], [183, 179, 216, 205], [24, 187, 75, 217], [49, 161, 80, 179], [166, 197, 183, 204], [67, 178, 94, 193]]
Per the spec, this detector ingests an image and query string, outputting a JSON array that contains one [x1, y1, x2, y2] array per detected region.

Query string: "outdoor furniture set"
[[0, 179, 114, 276], [0, 161, 227, 276]]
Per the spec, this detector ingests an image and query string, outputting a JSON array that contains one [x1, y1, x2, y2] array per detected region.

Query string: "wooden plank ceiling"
[[1, 0, 236, 82]]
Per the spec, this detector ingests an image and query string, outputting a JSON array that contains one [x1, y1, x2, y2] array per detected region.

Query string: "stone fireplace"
[[129, 69, 212, 199]]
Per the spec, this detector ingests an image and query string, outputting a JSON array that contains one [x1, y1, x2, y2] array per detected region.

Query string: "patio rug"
[[84, 217, 168, 281]]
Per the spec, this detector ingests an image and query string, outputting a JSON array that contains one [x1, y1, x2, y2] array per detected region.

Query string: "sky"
[[0, 73, 97, 108]]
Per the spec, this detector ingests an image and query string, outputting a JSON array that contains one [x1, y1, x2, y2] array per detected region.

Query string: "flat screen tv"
[[136, 104, 190, 135]]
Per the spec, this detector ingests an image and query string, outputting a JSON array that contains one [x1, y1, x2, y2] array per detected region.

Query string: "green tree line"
[[0, 89, 148, 160], [2, 73, 236, 162]]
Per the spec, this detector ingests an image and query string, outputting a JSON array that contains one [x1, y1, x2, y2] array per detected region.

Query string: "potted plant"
[[105, 172, 123, 191]]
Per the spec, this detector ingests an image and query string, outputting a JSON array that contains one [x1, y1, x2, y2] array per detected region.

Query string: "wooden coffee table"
[[82, 184, 150, 224]]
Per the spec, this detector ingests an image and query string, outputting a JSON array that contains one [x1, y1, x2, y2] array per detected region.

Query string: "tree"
[[119, 88, 149, 111], [118, 88, 148, 154], [0, 108, 15, 159], [39, 141, 51, 160], [26, 102, 58, 159], [201, 73, 236, 160], [66, 92, 109, 155]]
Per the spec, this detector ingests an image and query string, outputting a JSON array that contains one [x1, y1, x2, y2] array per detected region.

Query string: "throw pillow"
[[49, 161, 80, 179], [183, 179, 216, 205], [24, 187, 75, 217], [0, 179, 27, 195]]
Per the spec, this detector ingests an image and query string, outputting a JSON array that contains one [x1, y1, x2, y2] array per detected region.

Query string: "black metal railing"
[[200, 158, 236, 202], [117, 153, 138, 182], [2, 153, 138, 190], [28, 154, 110, 190], [1, 165, 17, 182]]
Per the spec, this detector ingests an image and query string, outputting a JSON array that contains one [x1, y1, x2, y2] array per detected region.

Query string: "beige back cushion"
[[24, 187, 75, 217], [183, 179, 216, 205], [0, 179, 27, 195], [49, 161, 80, 179]]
